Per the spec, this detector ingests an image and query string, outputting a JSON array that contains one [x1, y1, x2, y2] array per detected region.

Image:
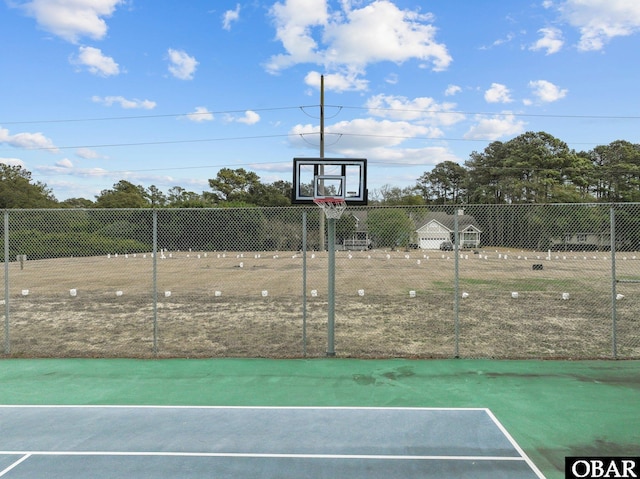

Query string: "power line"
[[56, 160, 294, 176], [332, 105, 640, 120], [3, 133, 295, 152], [334, 132, 601, 146], [0, 130, 615, 156], [44, 156, 640, 177], [2, 104, 640, 126], [1, 101, 635, 158], [0, 106, 313, 125]]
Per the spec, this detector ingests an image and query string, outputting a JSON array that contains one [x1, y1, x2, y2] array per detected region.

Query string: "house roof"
[[415, 212, 482, 232], [347, 210, 368, 231], [344, 210, 482, 233]]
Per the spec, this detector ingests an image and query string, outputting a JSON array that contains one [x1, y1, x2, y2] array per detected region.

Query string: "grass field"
[[2, 248, 639, 359]]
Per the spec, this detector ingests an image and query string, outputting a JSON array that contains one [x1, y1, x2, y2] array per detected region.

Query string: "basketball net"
[[313, 197, 347, 220]]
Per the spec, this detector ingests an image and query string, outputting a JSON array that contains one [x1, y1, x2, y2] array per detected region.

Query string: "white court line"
[[0, 451, 527, 461], [0, 454, 31, 477], [485, 409, 546, 479], [0, 405, 489, 411]]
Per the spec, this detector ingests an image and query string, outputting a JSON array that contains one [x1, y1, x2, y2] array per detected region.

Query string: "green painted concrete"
[[0, 359, 638, 479]]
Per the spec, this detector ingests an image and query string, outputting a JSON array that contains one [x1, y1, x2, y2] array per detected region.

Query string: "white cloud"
[[362, 145, 459, 166], [385, 73, 399, 85], [56, 158, 74, 168], [480, 32, 515, 50], [484, 83, 513, 103], [324, 2, 451, 70], [528, 79, 568, 102], [530, 27, 564, 54], [306, 122, 459, 166], [37, 163, 110, 177], [304, 70, 368, 92], [236, 111, 260, 125], [266, 0, 328, 72], [223, 110, 261, 124], [267, 0, 451, 75], [167, 49, 198, 80], [464, 114, 526, 140], [0, 127, 58, 152], [364, 94, 465, 127], [290, 117, 439, 160], [558, 0, 640, 51], [76, 148, 107, 160], [444, 84, 461, 96], [288, 93, 466, 165], [92, 96, 156, 109], [222, 4, 240, 30], [18, 0, 124, 43], [75, 167, 110, 178], [72, 46, 120, 76], [185, 107, 214, 122], [0, 157, 26, 168]]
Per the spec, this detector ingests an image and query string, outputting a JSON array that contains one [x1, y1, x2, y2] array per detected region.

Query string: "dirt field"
[[1, 248, 639, 359]]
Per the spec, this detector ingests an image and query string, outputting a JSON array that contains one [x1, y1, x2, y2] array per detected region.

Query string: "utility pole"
[[320, 74, 325, 159], [319, 74, 325, 251]]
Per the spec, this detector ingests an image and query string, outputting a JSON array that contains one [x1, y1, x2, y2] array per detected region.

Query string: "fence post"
[[3, 211, 9, 355], [152, 209, 158, 356], [302, 211, 307, 357], [453, 209, 461, 358], [610, 205, 618, 359], [327, 217, 336, 357]]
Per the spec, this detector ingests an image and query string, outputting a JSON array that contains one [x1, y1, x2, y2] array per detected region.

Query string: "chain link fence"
[[1, 204, 638, 359]]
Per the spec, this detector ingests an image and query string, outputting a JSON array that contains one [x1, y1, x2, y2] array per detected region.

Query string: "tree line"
[[1, 131, 639, 209]]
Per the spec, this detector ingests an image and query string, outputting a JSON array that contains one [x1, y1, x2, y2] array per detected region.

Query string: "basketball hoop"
[[313, 197, 347, 220]]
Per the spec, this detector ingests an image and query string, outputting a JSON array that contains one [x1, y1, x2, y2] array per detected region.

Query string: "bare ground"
[[1, 249, 639, 358]]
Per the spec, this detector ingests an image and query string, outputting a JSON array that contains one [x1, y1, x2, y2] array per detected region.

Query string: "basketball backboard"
[[292, 158, 368, 205]]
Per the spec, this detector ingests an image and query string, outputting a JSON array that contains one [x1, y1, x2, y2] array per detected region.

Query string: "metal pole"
[[4, 211, 10, 355], [320, 74, 325, 159], [454, 209, 460, 358], [318, 74, 333, 356], [152, 209, 158, 356], [610, 205, 617, 359], [302, 211, 308, 357], [327, 217, 336, 356], [319, 75, 325, 251]]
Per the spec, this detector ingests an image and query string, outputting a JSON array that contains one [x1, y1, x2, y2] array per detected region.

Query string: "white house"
[[415, 212, 482, 249], [549, 232, 611, 250]]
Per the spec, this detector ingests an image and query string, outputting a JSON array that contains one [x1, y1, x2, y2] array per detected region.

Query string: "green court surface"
[[0, 358, 638, 479]]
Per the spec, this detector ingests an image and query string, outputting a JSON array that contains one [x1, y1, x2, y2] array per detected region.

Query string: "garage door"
[[419, 237, 448, 249]]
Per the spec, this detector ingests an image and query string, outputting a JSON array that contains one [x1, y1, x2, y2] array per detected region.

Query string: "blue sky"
[[1, 0, 639, 201]]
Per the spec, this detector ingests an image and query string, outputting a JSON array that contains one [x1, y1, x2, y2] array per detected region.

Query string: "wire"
[[1, 103, 635, 156], [74, 160, 293, 175], [0, 130, 615, 155], [3, 103, 639, 126], [0, 106, 313, 126], [7, 133, 295, 152], [333, 132, 603, 145], [299, 105, 343, 120], [331, 105, 640, 120]]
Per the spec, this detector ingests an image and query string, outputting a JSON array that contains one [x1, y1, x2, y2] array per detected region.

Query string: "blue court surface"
[[0, 406, 545, 478]]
